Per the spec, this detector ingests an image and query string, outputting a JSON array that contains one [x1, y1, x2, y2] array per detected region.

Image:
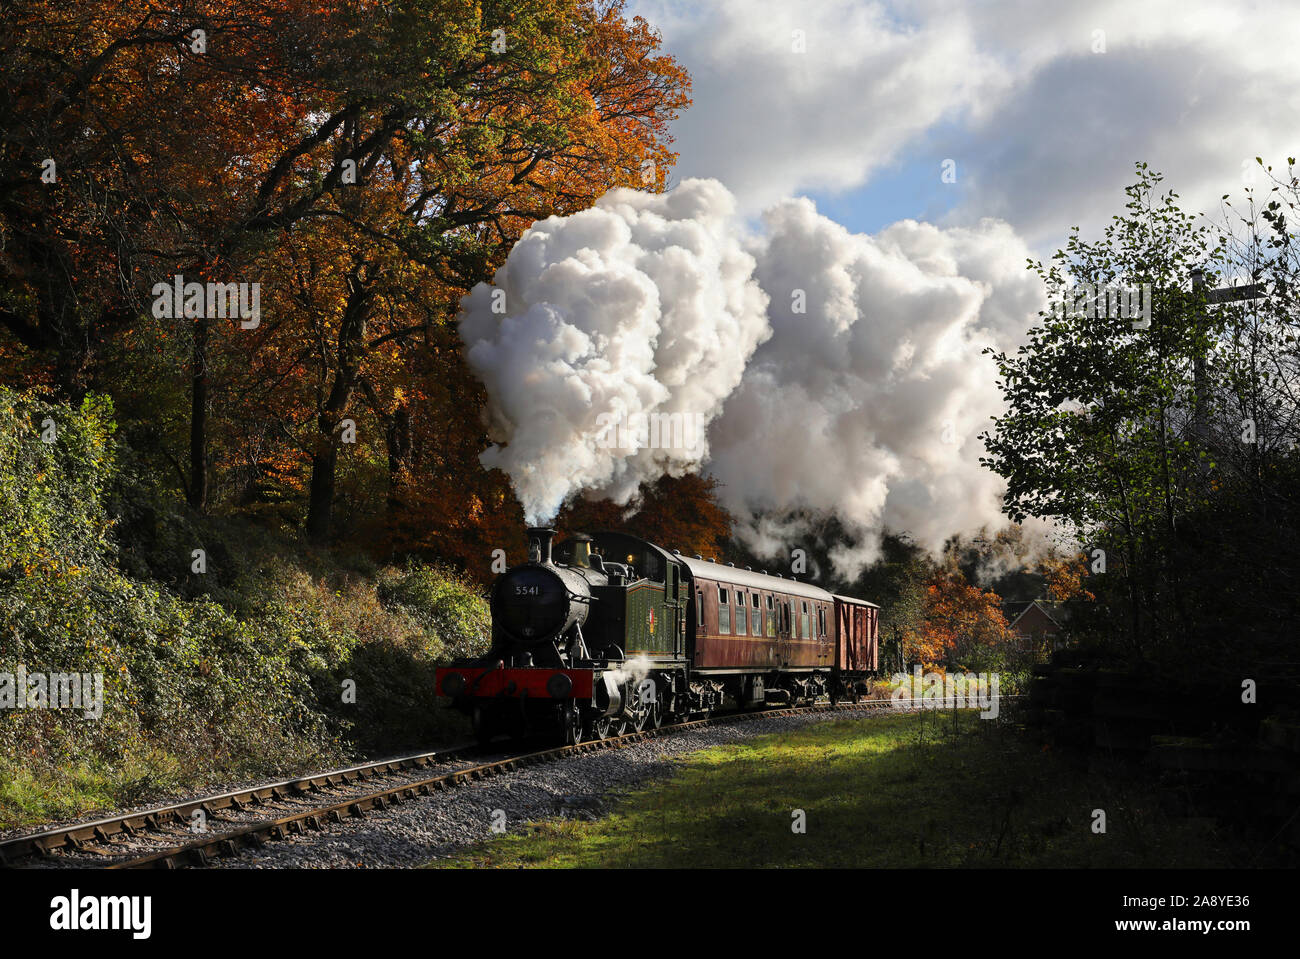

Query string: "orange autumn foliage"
[[1, 0, 700, 567], [1040, 552, 1096, 603], [905, 568, 1016, 668]]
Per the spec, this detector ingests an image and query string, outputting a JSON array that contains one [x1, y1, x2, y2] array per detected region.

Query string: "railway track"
[[0, 742, 484, 868], [1, 697, 953, 870]]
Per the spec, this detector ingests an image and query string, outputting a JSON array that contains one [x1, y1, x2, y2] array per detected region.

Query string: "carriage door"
[[667, 564, 683, 657], [780, 599, 793, 667]]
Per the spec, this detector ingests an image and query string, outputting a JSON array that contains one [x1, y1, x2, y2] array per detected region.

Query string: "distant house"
[[1001, 599, 1064, 648]]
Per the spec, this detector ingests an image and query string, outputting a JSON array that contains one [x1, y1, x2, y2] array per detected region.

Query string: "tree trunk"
[[303, 271, 370, 542], [54, 335, 91, 403], [384, 403, 412, 512], [189, 314, 209, 510], [305, 441, 338, 541]]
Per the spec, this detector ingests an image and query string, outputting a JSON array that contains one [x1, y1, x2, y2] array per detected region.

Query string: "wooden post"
[[1189, 268, 1267, 442], [1191, 268, 1208, 441]]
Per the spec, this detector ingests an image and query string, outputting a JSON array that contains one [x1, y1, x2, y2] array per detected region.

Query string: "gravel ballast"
[[211, 709, 898, 869]]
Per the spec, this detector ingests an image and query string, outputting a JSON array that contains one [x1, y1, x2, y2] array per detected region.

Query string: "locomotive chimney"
[[526, 527, 556, 565]]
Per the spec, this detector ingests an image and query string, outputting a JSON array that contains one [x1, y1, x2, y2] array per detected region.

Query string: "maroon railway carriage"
[[435, 528, 880, 744], [682, 557, 879, 706]]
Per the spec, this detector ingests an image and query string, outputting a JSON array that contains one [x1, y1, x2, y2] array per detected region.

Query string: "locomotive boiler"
[[435, 527, 879, 744]]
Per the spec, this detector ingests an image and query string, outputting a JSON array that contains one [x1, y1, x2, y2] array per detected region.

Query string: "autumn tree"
[[1, 0, 360, 505], [903, 566, 1015, 670], [1039, 552, 1095, 604], [2, 0, 692, 553], [555, 473, 733, 563]]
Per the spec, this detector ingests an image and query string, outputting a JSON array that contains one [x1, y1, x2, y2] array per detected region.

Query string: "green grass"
[[431, 711, 1265, 868]]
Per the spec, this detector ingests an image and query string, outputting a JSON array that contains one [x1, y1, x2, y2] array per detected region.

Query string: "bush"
[[0, 387, 489, 827], [377, 562, 490, 661]]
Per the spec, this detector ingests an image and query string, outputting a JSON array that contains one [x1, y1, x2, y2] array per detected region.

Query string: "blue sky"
[[802, 127, 966, 235]]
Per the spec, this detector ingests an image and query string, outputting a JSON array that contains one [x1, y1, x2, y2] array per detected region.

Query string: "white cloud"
[[634, 0, 1300, 246], [463, 178, 1044, 571], [632, 0, 1004, 214], [464, 0, 1300, 563], [459, 179, 769, 525]]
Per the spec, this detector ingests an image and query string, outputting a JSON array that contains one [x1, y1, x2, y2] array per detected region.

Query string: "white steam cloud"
[[460, 179, 1044, 570], [710, 200, 1044, 573], [460, 179, 769, 525]]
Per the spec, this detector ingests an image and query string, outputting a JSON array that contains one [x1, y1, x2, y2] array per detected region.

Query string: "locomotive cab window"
[[718, 587, 730, 633], [589, 533, 664, 582]]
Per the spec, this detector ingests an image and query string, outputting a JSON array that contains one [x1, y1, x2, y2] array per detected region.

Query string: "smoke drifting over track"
[[459, 179, 1043, 571]]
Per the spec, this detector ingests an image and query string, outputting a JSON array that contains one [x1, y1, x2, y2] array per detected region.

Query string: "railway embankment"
[[0, 387, 489, 831]]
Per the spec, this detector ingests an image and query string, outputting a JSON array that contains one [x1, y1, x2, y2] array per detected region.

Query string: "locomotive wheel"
[[560, 703, 583, 745], [626, 681, 652, 732], [647, 697, 663, 729], [589, 716, 616, 740]]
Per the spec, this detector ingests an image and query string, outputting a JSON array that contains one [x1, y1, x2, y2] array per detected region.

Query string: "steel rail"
[[0, 742, 479, 866]]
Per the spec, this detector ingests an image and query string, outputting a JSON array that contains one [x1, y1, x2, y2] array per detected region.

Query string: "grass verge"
[[432, 710, 1269, 868]]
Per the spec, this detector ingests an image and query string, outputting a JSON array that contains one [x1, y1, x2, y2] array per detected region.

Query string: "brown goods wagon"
[[833, 593, 879, 673]]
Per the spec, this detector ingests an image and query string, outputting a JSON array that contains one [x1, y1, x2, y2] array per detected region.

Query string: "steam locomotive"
[[435, 527, 880, 744]]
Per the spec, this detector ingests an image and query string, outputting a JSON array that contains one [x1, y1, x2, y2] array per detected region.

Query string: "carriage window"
[[751, 593, 762, 636], [718, 587, 730, 633], [800, 601, 810, 639], [766, 598, 777, 637], [736, 591, 748, 635], [818, 607, 826, 637], [696, 592, 702, 622]]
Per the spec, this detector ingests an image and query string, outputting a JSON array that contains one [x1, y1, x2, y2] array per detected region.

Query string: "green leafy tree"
[[982, 164, 1222, 659], [984, 163, 1300, 675]]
